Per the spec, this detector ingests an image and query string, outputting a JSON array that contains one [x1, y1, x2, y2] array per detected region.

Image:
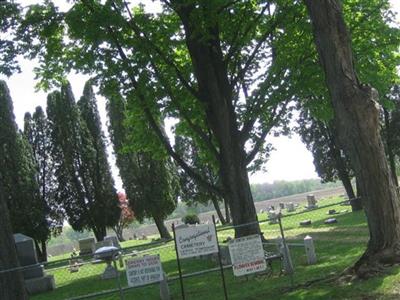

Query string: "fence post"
[[113, 251, 125, 300], [304, 235, 317, 265], [277, 216, 294, 286], [172, 223, 186, 300], [160, 272, 171, 300], [212, 215, 229, 300]]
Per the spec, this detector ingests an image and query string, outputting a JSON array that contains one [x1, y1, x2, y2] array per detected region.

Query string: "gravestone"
[[13, 233, 55, 294], [78, 237, 95, 255], [324, 218, 337, 224], [299, 220, 312, 226], [268, 210, 278, 224], [327, 209, 337, 215], [94, 240, 113, 251], [104, 236, 120, 248], [94, 246, 120, 280], [286, 202, 295, 212], [279, 202, 285, 209], [304, 235, 317, 264], [306, 194, 317, 209], [259, 209, 264, 214], [14, 233, 44, 279]]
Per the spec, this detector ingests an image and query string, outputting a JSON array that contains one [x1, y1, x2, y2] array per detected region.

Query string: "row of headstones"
[[78, 236, 120, 256]]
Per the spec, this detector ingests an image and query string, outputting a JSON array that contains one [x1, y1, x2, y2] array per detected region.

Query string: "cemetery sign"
[[126, 255, 163, 287], [228, 234, 267, 276], [175, 224, 218, 258]]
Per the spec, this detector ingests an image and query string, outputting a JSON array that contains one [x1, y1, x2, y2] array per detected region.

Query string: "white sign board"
[[125, 255, 163, 287], [228, 234, 267, 277], [175, 224, 218, 259]]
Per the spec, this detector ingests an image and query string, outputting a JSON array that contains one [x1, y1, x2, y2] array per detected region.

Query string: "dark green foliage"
[[77, 81, 120, 237], [0, 80, 49, 250], [297, 109, 353, 183], [182, 214, 200, 225], [24, 107, 64, 236], [46, 82, 119, 241], [0, 2, 21, 76], [106, 93, 177, 239]]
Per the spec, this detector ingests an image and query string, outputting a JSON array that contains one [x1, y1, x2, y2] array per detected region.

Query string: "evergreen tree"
[[0, 80, 49, 260], [23, 107, 64, 260], [296, 107, 360, 210], [106, 93, 177, 239], [77, 82, 120, 237], [46, 82, 118, 241]]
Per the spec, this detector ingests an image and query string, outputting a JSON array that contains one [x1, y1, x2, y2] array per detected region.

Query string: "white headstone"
[[304, 235, 317, 265]]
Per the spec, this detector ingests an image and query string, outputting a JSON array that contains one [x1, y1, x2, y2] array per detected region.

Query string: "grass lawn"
[[32, 197, 400, 300]]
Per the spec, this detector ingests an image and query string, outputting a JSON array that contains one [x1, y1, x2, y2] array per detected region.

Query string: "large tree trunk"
[[113, 225, 125, 242], [93, 226, 107, 242], [34, 239, 48, 263], [0, 189, 28, 300], [210, 196, 226, 224], [329, 132, 362, 211], [305, 0, 400, 277], [383, 108, 398, 187], [174, 4, 260, 237], [153, 216, 172, 240], [224, 199, 231, 224]]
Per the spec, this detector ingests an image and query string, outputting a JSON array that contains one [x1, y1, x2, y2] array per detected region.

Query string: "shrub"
[[182, 214, 200, 225]]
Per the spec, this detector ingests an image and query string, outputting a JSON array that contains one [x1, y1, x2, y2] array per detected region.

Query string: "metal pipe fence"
[[1, 196, 366, 299]]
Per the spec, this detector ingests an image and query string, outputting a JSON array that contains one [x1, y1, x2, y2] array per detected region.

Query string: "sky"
[[1, 0, 399, 190]]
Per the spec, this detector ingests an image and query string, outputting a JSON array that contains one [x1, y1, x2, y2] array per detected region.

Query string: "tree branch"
[[148, 57, 220, 159], [95, 18, 224, 197], [245, 104, 288, 165], [118, 0, 200, 100]]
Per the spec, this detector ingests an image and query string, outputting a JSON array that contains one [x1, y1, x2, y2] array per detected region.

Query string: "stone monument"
[[94, 239, 113, 251], [13, 233, 55, 294], [78, 237, 95, 256], [104, 236, 120, 248], [286, 202, 295, 212], [94, 246, 120, 280], [306, 194, 318, 209], [268, 210, 278, 224]]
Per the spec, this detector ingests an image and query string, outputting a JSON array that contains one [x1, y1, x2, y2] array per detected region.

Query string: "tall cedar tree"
[[305, 0, 400, 277], [0, 80, 50, 261], [77, 82, 120, 238], [46, 83, 119, 241], [0, 186, 28, 300], [107, 94, 177, 239], [24, 107, 64, 261], [0, 85, 28, 300], [297, 108, 359, 210]]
